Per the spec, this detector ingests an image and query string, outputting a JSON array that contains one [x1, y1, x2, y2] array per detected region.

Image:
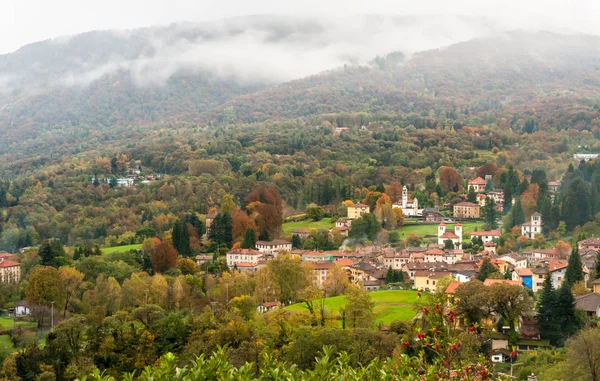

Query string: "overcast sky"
[[1, 0, 600, 54]]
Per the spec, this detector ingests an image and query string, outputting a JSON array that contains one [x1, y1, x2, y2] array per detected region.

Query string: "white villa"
[[437, 223, 463, 249], [521, 213, 543, 239]]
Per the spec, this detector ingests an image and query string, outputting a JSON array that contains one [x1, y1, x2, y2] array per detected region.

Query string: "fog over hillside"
[[0, 14, 514, 90]]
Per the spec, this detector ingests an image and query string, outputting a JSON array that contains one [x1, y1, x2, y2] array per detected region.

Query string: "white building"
[[437, 223, 462, 249], [470, 229, 501, 244], [226, 249, 264, 267], [392, 186, 423, 217], [256, 240, 292, 256], [0, 258, 20, 283], [521, 213, 543, 239], [574, 153, 599, 162]]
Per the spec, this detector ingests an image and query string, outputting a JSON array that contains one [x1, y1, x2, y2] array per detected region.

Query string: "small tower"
[[438, 223, 446, 238], [402, 185, 408, 208], [454, 224, 463, 239]]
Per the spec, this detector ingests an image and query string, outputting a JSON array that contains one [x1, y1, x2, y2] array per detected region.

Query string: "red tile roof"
[[445, 281, 461, 294], [454, 202, 480, 207], [483, 279, 521, 287], [439, 232, 460, 239], [471, 230, 502, 237], [469, 177, 487, 185]]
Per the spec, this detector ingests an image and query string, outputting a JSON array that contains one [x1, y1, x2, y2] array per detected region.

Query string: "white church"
[[393, 186, 424, 217], [437, 223, 463, 249]]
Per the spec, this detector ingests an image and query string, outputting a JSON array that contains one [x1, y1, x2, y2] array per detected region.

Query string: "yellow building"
[[414, 270, 453, 292], [453, 202, 480, 219], [347, 203, 370, 220]]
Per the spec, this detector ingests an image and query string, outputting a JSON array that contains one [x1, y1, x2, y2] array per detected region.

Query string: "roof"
[[0, 259, 20, 268], [469, 177, 486, 185], [235, 262, 259, 267], [445, 281, 461, 294], [454, 202, 479, 207], [531, 212, 542, 217], [483, 279, 522, 287], [336, 226, 349, 231], [484, 242, 497, 247], [576, 293, 600, 312], [350, 203, 369, 208], [547, 261, 568, 272], [471, 230, 502, 237], [515, 268, 533, 277], [425, 249, 444, 255], [591, 278, 600, 285], [414, 270, 452, 279], [580, 237, 600, 246], [311, 262, 336, 270], [228, 249, 263, 256], [351, 262, 376, 272], [256, 240, 291, 246], [260, 301, 280, 307], [335, 259, 357, 267], [439, 232, 460, 239]]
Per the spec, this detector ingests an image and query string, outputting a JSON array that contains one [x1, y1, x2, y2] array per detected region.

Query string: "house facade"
[[347, 203, 370, 219], [521, 213, 543, 239], [0, 258, 21, 283], [438, 223, 463, 249], [468, 177, 486, 192], [256, 240, 292, 255], [414, 271, 453, 291], [453, 202, 480, 219], [392, 186, 422, 217], [226, 249, 264, 267], [470, 229, 501, 244]]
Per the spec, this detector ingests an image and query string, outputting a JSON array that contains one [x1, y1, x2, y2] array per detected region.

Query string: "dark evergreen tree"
[[241, 228, 257, 249], [483, 197, 498, 229], [477, 258, 499, 281], [467, 187, 477, 203], [564, 245, 583, 287], [537, 275, 560, 345], [93, 175, 100, 187], [291, 234, 302, 249], [38, 239, 66, 267], [385, 267, 394, 284], [595, 251, 600, 280], [393, 270, 404, 283], [109, 177, 118, 188], [531, 169, 547, 185], [208, 213, 233, 248], [512, 197, 525, 227], [556, 285, 582, 344], [444, 239, 455, 250]]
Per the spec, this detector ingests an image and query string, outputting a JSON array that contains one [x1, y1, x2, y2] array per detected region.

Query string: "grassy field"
[[282, 219, 336, 236], [102, 244, 142, 254], [0, 316, 36, 330], [390, 221, 484, 239], [285, 290, 419, 325]]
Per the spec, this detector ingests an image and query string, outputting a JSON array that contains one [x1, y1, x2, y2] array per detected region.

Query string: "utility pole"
[[144, 289, 149, 305], [225, 280, 229, 303], [50, 301, 55, 331]]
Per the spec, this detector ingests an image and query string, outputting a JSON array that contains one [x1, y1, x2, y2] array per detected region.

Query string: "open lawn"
[[285, 290, 419, 325], [282, 219, 336, 236], [102, 244, 142, 254], [390, 221, 484, 239], [0, 316, 36, 330]]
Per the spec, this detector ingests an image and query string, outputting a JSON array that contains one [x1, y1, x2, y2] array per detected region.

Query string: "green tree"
[[241, 228, 257, 249], [385, 267, 394, 284], [348, 213, 381, 242], [511, 197, 525, 227], [291, 234, 303, 249], [454, 280, 490, 326], [26, 266, 65, 327], [39, 239, 67, 268], [208, 213, 233, 248], [477, 258, 499, 281], [565, 245, 583, 287], [537, 275, 561, 345], [343, 286, 374, 329], [483, 197, 498, 229], [595, 251, 600, 280], [306, 203, 325, 221], [556, 285, 583, 344], [172, 220, 192, 257], [467, 187, 477, 203]]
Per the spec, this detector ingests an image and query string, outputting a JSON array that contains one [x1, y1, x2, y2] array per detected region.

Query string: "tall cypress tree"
[[564, 245, 583, 287], [483, 197, 498, 229], [385, 267, 394, 284], [512, 197, 525, 227], [241, 228, 257, 249], [172, 220, 183, 252], [556, 285, 582, 344], [537, 275, 560, 345], [595, 251, 600, 280]]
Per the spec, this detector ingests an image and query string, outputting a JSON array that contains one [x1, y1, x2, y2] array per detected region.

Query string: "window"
[[426, 280, 429, 284]]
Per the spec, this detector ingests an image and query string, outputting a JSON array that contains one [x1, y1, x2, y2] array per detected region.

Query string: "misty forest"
[[1, 12, 600, 381]]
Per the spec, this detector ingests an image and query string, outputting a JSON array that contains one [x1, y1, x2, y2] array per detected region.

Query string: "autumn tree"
[[58, 266, 84, 317], [405, 232, 422, 247], [26, 266, 65, 327], [151, 242, 178, 273], [454, 281, 491, 326], [384, 182, 403, 203], [267, 254, 310, 304], [488, 283, 534, 332], [220, 194, 236, 215], [246, 187, 283, 240], [177, 258, 197, 275], [438, 166, 462, 194], [343, 285, 374, 329], [323, 264, 350, 296], [477, 163, 498, 179], [231, 210, 257, 242]]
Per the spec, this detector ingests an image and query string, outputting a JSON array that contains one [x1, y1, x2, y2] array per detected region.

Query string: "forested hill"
[[205, 31, 600, 124]]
